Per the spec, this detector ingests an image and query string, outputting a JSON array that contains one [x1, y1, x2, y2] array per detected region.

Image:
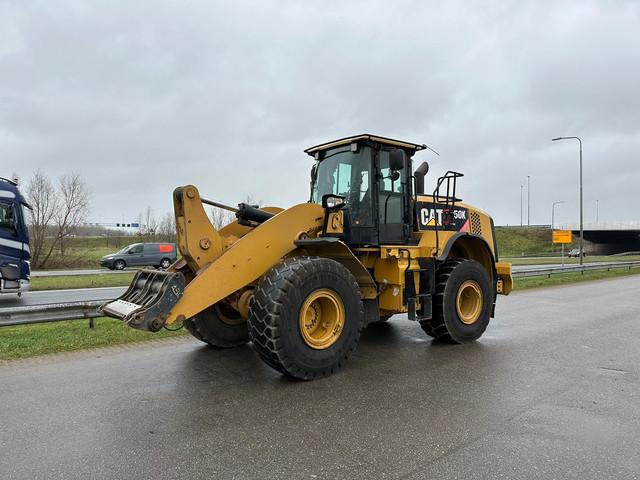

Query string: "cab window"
[[378, 151, 403, 193], [0, 202, 16, 232], [311, 146, 373, 226], [129, 244, 144, 254]]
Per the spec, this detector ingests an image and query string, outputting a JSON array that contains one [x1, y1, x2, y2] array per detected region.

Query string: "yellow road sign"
[[552, 230, 572, 244]]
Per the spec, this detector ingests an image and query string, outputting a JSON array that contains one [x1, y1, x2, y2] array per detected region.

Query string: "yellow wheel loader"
[[102, 134, 512, 380]]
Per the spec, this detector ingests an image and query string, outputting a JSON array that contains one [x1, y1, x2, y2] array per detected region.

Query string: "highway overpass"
[[558, 222, 640, 254]]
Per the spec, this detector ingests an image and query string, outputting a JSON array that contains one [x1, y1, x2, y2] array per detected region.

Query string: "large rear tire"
[[419, 258, 493, 343], [184, 303, 249, 348], [248, 256, 364, 380]]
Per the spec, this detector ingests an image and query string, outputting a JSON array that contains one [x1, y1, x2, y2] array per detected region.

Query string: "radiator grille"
[[470, 212, 482, 235]]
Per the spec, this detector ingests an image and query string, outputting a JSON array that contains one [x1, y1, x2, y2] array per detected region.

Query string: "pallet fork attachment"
[[101, 269, 185, 332]]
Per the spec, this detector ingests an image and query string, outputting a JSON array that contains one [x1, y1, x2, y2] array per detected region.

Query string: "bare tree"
[[242, 194, 262, 207], [144, 206, 158, 235], [157, 212, 176, 241], [210, 207, 234, 230], [26, 170, 58, 268], [48, 174, 90, 263], [25, 172, 90, 268]]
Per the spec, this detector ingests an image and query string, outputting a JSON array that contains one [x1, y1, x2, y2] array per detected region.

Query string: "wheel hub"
[[456, 280, 483, 325], [215, 303, 246, 326], [299, 289, 345, 350]]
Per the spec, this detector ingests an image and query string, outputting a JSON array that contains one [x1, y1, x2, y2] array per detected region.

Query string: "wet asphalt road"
[[1, 276, 639, 480]]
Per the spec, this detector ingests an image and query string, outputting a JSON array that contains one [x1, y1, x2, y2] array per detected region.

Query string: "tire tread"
[[248, 256, 364, 380]]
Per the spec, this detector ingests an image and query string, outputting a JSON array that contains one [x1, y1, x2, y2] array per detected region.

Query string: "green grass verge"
[[0, 318, 186, 361], [514, 266, 640, 290], [495, 227, 555, 257], [30, 273, 135, 291]]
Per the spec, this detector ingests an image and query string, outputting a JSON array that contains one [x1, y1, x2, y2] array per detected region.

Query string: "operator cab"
[[306, 134, 427, 246]]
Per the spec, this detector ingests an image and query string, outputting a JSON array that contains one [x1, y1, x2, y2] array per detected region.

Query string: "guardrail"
[[0, 301, 103, 327], [512, 261, 640, 278], [2, 261, 640, 328]]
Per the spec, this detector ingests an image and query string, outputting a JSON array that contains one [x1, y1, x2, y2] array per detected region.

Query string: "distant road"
[[31, 268, 133, 277]]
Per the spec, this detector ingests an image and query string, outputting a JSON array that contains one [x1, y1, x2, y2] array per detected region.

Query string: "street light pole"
[[552, 136, 584, 265], [551, 200, 565, 231], [596, 199, 599, 224], [527, 175, 531, 227], [520, 184, 523, 227], [551, 200, 565, 256]]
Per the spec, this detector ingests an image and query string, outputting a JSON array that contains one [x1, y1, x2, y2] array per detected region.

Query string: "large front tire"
[[248, 257, 364, 380], [184, 303, 249, 348], [419, 258, 493, 343]]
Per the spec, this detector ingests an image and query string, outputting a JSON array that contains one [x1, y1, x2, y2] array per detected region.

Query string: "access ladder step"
[[407, 293, 432, 321]]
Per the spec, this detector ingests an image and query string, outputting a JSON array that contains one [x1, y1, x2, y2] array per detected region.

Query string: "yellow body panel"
[[174, 185, 225, 272], [165, 202, 324, 325], [496, 261, 513, 294], [169, 189, 511, 326]]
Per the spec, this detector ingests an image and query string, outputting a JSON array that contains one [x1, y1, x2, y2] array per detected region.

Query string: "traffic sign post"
[[553, 230, 572, 266]]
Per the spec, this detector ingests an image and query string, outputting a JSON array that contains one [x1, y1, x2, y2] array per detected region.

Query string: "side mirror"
[[310, 164, 318, 182], [322, 194, 346, 211], [389, 149, 406, 171]]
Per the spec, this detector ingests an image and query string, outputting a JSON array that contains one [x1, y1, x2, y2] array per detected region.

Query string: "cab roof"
[[304, 134, 427, 157], [0, 177, 30, 207]]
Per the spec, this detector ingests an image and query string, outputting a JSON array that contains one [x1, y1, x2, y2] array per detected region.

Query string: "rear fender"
[[439, 233, 496, 282]]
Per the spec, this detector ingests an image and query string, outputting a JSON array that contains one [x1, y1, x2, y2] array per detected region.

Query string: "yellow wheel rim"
[[456, 280, 483, 325], [215, 304, 245, 326], [299, 289, 345, 350]]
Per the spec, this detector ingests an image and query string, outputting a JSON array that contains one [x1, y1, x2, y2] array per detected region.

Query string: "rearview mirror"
[[322, 194, 346, 211], [389, 149, 406, 171]]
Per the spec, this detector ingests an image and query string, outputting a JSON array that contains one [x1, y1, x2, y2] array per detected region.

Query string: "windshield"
[[311, 146, 372, 226], [0, 201, 16, 232]]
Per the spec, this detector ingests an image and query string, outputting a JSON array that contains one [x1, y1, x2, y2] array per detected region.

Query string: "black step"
[[407, 293, 432, 321]]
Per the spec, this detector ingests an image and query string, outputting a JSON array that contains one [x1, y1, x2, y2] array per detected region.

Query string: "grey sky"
[[2, 0, 639, 227]]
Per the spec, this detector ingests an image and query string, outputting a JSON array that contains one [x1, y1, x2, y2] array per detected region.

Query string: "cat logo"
[[417, 202, 469, 231]]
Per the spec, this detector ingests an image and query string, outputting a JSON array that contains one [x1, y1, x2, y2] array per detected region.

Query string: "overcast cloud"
[[2, 0, 639, 227]]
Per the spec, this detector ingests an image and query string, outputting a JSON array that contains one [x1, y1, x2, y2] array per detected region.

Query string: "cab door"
[[377, 149, 411, 244]]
